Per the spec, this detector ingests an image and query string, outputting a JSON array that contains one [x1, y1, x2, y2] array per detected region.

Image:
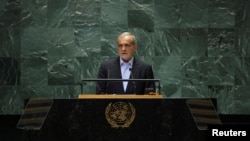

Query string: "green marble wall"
[[0, 0, 250, 115]]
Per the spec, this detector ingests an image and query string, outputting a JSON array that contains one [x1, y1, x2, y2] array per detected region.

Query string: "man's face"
[[117, 35, 137, 62]]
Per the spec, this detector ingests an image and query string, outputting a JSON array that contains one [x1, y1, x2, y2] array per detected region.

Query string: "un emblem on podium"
[[105, 102, 136, 128]]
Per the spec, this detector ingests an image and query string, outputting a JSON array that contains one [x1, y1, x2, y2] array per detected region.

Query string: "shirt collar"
[[120, 57, 133, 66]]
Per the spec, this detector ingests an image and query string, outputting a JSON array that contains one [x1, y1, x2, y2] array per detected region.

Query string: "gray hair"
[[117, 32, 137, 44]]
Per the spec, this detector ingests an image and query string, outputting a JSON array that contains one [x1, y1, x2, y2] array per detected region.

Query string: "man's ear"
[[134, 44, 138, 50]]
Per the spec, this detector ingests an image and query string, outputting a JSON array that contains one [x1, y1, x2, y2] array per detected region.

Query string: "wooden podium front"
[[78, 94, 163, 99]]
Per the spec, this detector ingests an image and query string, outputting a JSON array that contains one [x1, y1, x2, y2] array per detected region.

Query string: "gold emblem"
[[105, 102, 136, 128]]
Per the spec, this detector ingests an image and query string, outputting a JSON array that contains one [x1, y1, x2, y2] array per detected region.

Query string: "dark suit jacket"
[[96, 57, 155, 94]]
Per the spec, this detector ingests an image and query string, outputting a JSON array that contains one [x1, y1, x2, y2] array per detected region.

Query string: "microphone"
[[129, 68, 136, 94]]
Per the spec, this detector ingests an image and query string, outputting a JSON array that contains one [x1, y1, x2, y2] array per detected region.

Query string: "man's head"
[[117, 32, 137, 62]]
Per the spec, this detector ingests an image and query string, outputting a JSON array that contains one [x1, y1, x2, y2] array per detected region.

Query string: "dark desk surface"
[[1, 98, 250, 141]]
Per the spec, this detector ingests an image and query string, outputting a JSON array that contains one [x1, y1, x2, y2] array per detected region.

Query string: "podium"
[[19, 96, 220, 141]]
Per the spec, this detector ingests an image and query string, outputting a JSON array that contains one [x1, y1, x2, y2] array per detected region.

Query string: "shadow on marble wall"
[[0, 0, 250, 115]]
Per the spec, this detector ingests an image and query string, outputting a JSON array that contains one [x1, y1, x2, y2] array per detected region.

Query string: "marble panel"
[[0, 0, 250, 116], [235, 57, 250, 86], [0, 57, 20, 85], [208, 28, 235, 57], [180, 28, 208, 56], [208, 0, 235, 28]]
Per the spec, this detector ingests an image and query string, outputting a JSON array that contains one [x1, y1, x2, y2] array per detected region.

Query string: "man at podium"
[[96, 32, 155, 95]]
